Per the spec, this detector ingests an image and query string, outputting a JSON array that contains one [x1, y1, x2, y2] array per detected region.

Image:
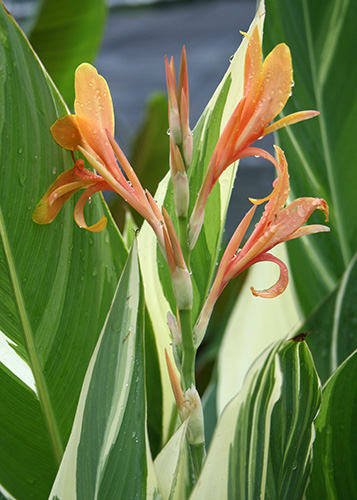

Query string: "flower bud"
[[172, 266, 193, 310], [174, 171, 189, 218], [180, 385, 205, 446]]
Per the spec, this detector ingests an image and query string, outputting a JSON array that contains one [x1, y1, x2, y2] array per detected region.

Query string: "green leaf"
[[28, 0, 107, 106], [191, 340, 321, 499], [307, 350, 357, 500], [0, 6, 127, 499], [263, 0, 357, 315], [49, 241, 151, 499], [299, 250, 357, 383]]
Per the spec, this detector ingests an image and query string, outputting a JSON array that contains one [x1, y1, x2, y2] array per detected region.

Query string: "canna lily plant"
[[3, 0, 355, 499], [32, 0, 329, 485]]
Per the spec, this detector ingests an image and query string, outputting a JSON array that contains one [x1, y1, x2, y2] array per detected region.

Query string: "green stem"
[[178, 214, 190, 267], [179, 308, 195, 390], [191, 442, 206, 479]]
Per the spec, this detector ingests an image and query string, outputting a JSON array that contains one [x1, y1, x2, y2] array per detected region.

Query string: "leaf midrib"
[[0, 207, 63, 465]]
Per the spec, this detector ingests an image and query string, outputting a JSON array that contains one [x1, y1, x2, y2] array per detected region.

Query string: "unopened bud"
[[167, 311, 182, 345], [180, 385, 205, 445], [172, 266, 193, 310], [188, 205, 205, 249], [183, 129, 193, 166], [174, 171, 189, 217]]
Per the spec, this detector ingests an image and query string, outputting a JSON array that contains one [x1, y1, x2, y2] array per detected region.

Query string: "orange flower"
[[194, 147, 329, 345], [33, 64, 164, 242], [189, 27, 319, 248]]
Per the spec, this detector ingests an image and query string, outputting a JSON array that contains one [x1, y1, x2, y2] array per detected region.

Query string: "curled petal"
[[32, 168, 95, 224], [263, 110, 320, 137], [74, 182, 109, 232], [250, 252, 289, 298]]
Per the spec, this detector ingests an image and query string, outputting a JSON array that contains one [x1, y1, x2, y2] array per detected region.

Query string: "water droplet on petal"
[[291, 80, 295, 87], [229, 54, 234, 62]]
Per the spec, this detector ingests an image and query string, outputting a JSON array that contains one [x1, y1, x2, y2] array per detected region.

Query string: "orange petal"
[[283, 224, 330, 242], [50, 115, 84, 151], [74, 64, 118, 169], [32, 168, 90, 224], [250, 252, 289, 298], [263, 110, 320, 136], [266, 197, 329, 250], [165, 349, 184, 410], [257, 43, 293, 124], [243, 26, 263, 109], [73, 183, 108, 232], [74, 63, 114, 136]]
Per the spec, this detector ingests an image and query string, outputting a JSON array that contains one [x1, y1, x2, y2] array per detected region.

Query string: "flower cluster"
[[33, 26, 329, 343]]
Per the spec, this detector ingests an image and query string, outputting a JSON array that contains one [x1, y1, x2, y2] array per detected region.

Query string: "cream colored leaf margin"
[[137, 0, 266, 441], [217, 243, 302, 415], [48, 242, 156, 499], [190, 341, 282, 499], [154, 420, 190, 500]]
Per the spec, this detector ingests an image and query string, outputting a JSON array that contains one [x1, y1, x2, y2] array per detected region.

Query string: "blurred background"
[[5, 0, 274, 237]]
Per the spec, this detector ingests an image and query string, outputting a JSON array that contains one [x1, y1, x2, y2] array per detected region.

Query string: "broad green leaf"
[[50, 241, 152, 499], [299, 250, 357, 383], [138, 0, 266, 442], [0, 6, 127, 499], [28, 0, 107, 106], [191, 340, 321, 499], [263, 0, 357, 315], [217, 244, 302, 414], [307, 350, 357, 500], [265, 341, 321, 499]]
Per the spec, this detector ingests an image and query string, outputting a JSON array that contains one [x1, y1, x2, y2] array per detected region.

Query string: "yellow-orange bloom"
[[194, 147, 329, 345], [189, 27, 319, 248], [33, 63, 164, 242]]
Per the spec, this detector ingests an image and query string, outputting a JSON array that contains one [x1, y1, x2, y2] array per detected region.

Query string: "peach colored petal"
[[50, 115, 84, 151], [242, 27, 262, 116], [74, 183, 108, 232], [74, 63, 114, 136], [282, 224, 330, 242], [213, 96, 246, 179], [250, 252, 289, 298], [258, 43, 293, 124], [265, 197, 329, 251], [263, 110, 320, 136]]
